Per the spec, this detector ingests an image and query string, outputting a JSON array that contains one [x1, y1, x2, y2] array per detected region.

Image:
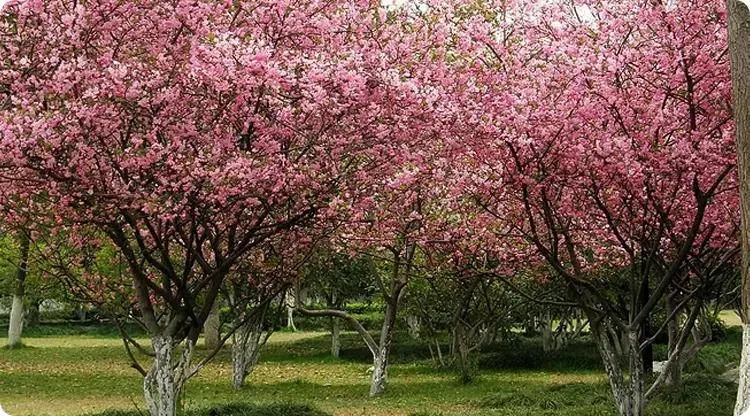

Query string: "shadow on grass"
[[86, 403, 331, 416], [478, 338, 603, 373]]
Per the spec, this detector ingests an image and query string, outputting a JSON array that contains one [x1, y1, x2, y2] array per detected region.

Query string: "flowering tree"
[[460, 1, 737, 415], [0, 0, 430, 414]]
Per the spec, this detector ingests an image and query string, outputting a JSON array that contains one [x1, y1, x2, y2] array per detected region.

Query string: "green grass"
[[86, 403, 332, 416], [0, 325, 742, 416]]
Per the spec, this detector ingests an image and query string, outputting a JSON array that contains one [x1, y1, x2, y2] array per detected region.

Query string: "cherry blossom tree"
[[459, 1, 737, 415], [0, 0, 437, 414]]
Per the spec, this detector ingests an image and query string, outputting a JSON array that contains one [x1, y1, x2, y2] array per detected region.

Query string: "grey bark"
[[664, 294, 681, 390], [203, 298, 221, 350], [729, 1, 750, 414]]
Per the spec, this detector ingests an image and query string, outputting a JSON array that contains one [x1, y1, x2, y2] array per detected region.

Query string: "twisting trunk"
[[331, 316, 341, 358], [144, 335, 193, 416], [8, 231, 30, 349], [730, 1, 750, 414], [231, 304, 269, 390], [370, 296, 399, 396], [203, 299, 221, 350]]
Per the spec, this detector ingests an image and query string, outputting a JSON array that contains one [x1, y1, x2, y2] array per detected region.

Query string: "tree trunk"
[[730, 1, 750, 414], [664, 293, 682, 390], [144, 335, 192, 416], [664, 357, 682, 390], [369, 297, 399, 396], [203, 299, 221, 350], [541, 312, 554, 352], [8, 294, 24, 348], [434, 339, 445, 367], [738, 324, 750, 416], [231, 306, 268, 390], [640, 279, 653, 375], [8, 232, 30, 349], [75, 304, 87, 322], [627, 329, 645, 416], [331, 316, 341, 358], [406, 315, 421, 340], [286, 290, 297, 332], [592, 322, 644, 416], [454, 319, 475, 383], [25, 299, 40, 327]]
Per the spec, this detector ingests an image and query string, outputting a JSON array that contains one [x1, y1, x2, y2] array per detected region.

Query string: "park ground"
[[0, 316, 744, 416]]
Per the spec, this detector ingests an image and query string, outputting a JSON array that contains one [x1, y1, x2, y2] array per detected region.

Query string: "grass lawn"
[[0, 324, 742, 416]]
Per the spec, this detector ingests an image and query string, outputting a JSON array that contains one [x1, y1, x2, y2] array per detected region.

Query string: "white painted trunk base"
[[369, 355, 387, 396], [735, 324, 750, 416], [7, 295, 24, 348], [143, 336, 192, 416]]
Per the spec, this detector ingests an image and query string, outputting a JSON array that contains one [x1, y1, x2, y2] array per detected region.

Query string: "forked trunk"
[[454, 319, 475, 383], [144, 335, 193, 416], [592, 323, 644, 416], [231, 307, 268, 390]]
